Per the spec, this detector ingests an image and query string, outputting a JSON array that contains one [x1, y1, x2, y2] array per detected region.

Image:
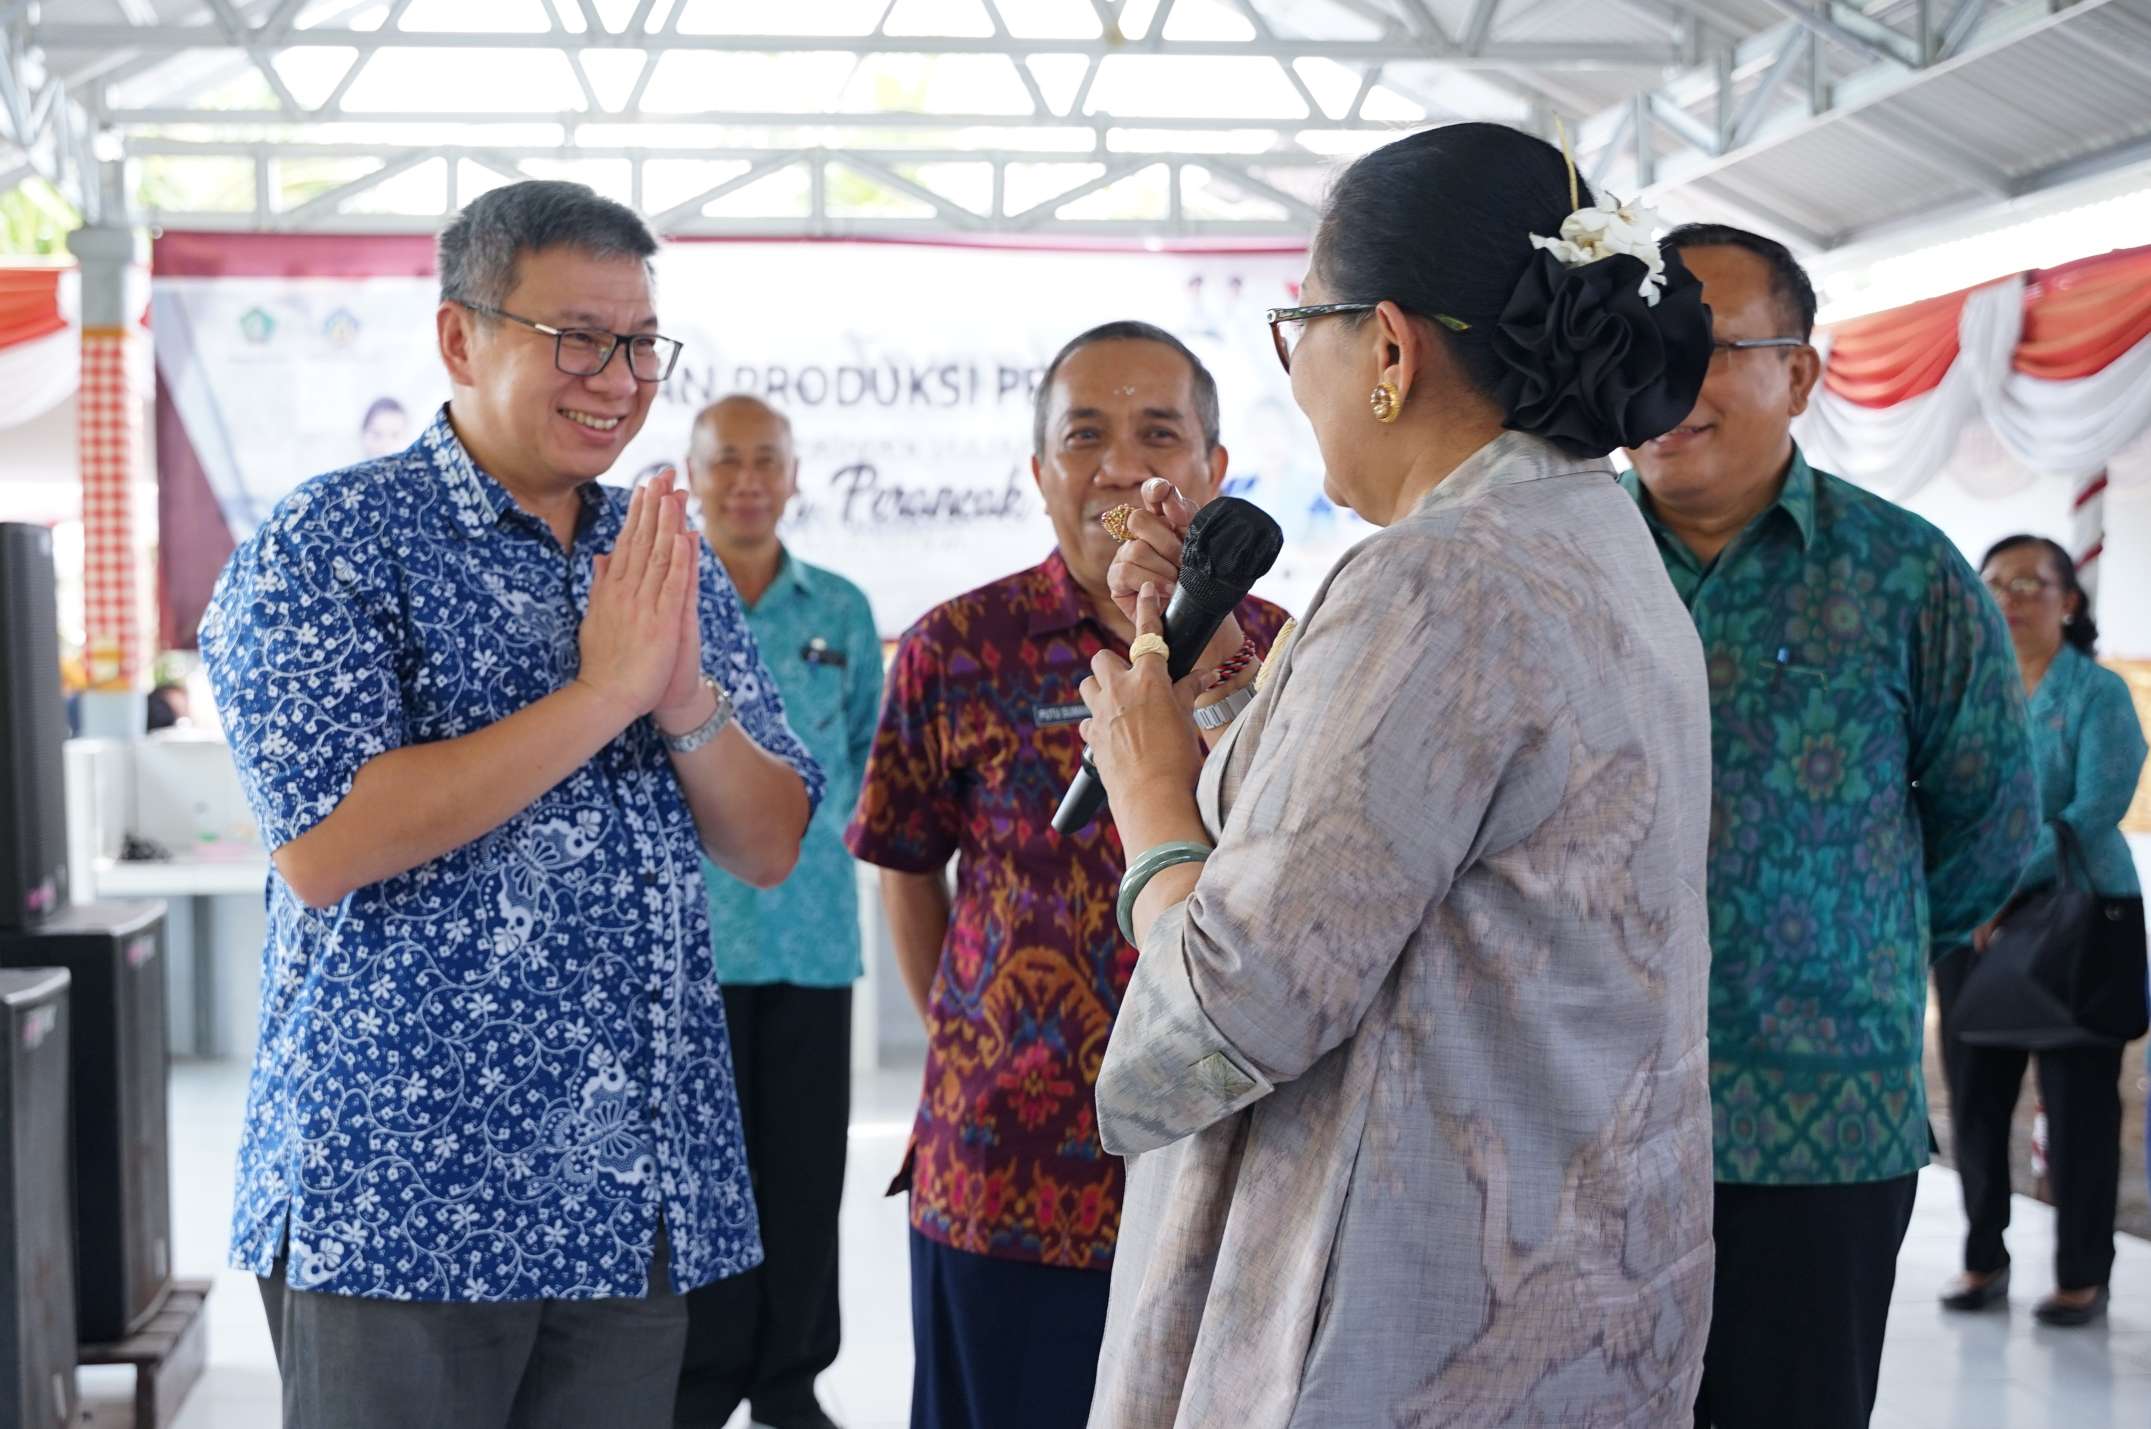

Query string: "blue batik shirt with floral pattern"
[[200, 406, 824, 1301], [1621, 447, 2038, 1185]]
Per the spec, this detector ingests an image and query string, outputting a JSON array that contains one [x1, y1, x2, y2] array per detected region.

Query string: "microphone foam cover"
[[1180, 497, 1284, 596]]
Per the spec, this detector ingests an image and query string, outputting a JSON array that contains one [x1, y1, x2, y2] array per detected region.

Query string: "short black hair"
[[438, 179, 657, 311], [1981, 534, 2099, 654], [1662, 223, 1818, 340], [1033, 320, 1221, 456]]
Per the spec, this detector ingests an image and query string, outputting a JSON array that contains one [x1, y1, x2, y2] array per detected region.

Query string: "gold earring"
[[1370, 382, 1402, 424]]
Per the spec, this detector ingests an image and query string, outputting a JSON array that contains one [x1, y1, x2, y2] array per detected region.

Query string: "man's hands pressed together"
[[577, 471, 711, 729]]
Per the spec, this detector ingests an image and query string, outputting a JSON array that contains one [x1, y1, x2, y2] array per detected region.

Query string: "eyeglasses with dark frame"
[[1265, 302, 1471, 374], [1710, 337, 1809, 363], [457, 300, 684, 383], [1984, 574, 2055, 600]]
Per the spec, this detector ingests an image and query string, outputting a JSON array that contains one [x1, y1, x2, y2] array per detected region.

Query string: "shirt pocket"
[[1746, 648, 1910, 803], [796, 659, 846, 735]]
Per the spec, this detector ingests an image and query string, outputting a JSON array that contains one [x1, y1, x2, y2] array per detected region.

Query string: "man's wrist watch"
[[659, 676, 733, 753], [1193, 683, 1256, 731]]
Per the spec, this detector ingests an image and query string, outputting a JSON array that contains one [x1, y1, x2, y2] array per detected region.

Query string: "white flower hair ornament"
[[1529, 197, 1670, 306]]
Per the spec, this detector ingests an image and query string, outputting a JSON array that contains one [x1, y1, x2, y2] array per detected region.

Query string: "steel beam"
[[1008, 159, 1152, 228], [1756, 1, 1920, 68], [1726, 24, 1806, 149], [835, 152, 989, 228], [1461, 0, 1504, 54], [1200, 157, 1319, 220], [644, 151, 802, 231], [29, 23, 1684, 66]]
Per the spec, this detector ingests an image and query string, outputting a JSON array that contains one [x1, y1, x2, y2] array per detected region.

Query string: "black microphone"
[[1051, 496, 1284, 835]]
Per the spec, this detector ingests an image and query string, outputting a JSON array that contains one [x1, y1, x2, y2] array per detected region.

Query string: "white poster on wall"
[[154, 240, 1366, 634]]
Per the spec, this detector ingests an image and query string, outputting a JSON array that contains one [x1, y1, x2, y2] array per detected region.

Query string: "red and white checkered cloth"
[[80, 328, 143, 689]]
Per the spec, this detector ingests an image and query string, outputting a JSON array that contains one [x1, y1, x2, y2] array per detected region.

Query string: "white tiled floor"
[[80, 1059, 2151, 1428]]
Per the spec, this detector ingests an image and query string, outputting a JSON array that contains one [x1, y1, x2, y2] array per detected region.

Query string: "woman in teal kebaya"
[[1936, 536, 2147, 1327]]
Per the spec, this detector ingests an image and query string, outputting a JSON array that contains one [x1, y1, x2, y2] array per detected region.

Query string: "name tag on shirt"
[[801, 637, 847, 668], [1034, 701, 1088, 727]]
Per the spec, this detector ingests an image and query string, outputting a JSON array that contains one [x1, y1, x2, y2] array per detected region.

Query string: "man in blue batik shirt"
[[674, 396, 883, 1429], [198, 180, 824, 1429]]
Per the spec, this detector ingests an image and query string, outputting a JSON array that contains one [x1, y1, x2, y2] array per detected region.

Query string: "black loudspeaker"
[[0, 969, 79, 1428], [0, 522, 70, 930], [0, 903, 171, 1344]]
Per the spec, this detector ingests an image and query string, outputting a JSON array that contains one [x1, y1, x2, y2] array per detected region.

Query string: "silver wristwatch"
[[1192, 684, 1256, 731], [659, 676, 734, 753]]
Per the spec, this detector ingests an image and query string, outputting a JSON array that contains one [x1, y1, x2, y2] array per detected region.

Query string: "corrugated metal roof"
[[1597, 0, 2151, 250]]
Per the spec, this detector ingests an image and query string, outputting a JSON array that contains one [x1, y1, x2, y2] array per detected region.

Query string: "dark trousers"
[[1932, 954, 2125, 1289], [908, 1229, 1111, 1429], [677, 983, 852, 1427], [258, 1238, 684, 1429], [1694, 1174, 1919, 1429]]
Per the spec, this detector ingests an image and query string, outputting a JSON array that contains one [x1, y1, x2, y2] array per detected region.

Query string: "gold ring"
[[1100, 504, 1136, 543], [1128, 633, 1169, 663]]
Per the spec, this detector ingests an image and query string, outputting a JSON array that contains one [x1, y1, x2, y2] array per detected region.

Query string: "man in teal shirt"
[[1622, 226, 2038, 1429], [674, 396, 883, 1429]]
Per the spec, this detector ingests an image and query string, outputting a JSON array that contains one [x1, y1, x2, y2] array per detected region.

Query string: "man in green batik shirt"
[[1622, 227, 2038, 1429], [673, 396, 884, 1429]]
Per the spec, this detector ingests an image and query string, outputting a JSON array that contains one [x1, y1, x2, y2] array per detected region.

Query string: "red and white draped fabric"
[[0, 266, 79, 430], [1794, 245, 2151, 587]]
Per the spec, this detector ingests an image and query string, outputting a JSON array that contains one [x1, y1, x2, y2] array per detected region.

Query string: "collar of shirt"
[[1027, 546, 1113, 642], [1621, 442, 1818, 580], [1413, 430, 1611, 517], [771, 546, 817, 604], [426, 404, 615, 545], [2029, 641, 2089, 715]]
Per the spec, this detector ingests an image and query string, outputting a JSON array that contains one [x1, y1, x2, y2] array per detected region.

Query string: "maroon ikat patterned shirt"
[[845, 548, 1289, 1268]]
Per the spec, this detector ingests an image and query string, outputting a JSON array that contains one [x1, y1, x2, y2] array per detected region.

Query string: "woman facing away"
[[1935, 535, 2148, 1326], [1073, 122, 1723, 1428]]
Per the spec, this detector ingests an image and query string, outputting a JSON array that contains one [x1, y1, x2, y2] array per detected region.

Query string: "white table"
[[81, 856, 269, 1058]]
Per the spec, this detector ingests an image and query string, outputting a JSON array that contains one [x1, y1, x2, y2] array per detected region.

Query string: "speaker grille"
[[0, 969, 80, 1428], [0, 904, 172, 1342]]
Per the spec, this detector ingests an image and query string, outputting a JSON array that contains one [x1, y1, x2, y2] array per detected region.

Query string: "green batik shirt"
[[1621, 448, 2038, 1185], [703, 551, 885, 987]]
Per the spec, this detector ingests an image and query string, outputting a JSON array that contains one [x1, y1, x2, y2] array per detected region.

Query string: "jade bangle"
[[1117, 840, 1212, 945]]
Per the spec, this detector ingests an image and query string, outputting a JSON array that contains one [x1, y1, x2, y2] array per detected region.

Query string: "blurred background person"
[[145, 680, 190, 730], [359, 395, 408, 458], [675, 395, 884, 1429], [1934, 536, 2147, 1327]]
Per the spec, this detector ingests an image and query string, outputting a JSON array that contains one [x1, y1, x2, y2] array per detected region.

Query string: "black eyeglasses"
[[1711, 337, 1808, 363], [458, 300, 684, 383], [1265, 302, 1471, 374]]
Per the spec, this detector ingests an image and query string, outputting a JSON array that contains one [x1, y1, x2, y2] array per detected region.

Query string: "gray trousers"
[[258, 1235, 687, 1429]]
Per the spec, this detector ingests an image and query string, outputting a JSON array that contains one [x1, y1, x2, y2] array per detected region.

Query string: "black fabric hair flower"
[[1488, 246, 1714, 456]]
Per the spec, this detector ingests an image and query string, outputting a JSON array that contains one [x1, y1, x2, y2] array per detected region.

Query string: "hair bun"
[[1487, 245, 1713, 456]]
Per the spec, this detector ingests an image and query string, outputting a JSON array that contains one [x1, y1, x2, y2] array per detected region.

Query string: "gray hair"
[[1033, 320, 1222, 456], [437, 179, 657, 310]]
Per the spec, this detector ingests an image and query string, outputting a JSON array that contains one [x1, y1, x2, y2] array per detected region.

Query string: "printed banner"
[[153, 240, 1369, 635]]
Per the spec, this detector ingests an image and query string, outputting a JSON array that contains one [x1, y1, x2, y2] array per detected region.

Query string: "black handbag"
[[1952, 821, 2149, 1051]]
